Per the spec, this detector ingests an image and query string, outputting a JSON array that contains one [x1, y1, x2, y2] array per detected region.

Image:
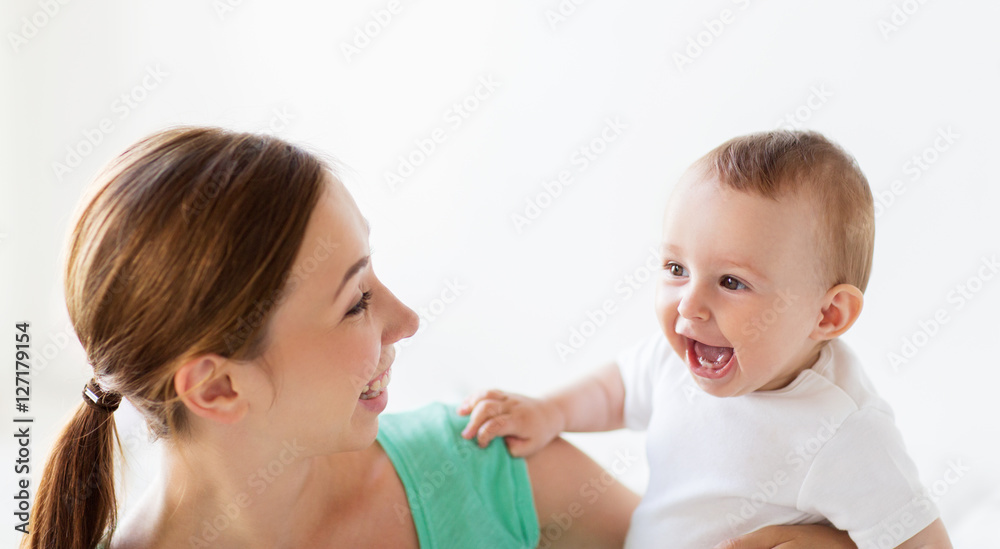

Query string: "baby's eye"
[[665, 262, 688, 277], [720, 276, 747, 291]]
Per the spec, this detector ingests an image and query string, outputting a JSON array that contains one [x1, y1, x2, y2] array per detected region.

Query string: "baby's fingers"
[[459, 398, 509, 439], [457, 389, 508, 415], [503, 435, 541, 458], [470, 414, 519, 448]]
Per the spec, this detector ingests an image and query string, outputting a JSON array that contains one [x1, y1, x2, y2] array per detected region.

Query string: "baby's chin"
[[691, 374, 755, 398]]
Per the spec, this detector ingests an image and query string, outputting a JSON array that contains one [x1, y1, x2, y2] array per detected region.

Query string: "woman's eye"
[[665, 263, 687, 277], [720, 276, 747, 291], [346, 291, 372, 316]]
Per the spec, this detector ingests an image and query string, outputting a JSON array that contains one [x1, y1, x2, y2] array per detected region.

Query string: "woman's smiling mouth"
[[360, 367, 391, 400]]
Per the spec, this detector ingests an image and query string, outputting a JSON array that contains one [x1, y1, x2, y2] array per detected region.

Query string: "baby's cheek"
[[654, 302, 675, 335], [653, 285, 674, 316], [779, 305, 817, 339]]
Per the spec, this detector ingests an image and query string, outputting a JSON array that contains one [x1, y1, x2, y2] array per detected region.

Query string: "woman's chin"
[[358, 386, 388, 414]]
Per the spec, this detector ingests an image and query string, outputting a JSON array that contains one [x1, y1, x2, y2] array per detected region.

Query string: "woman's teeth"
[[360, 368, 391, 400]]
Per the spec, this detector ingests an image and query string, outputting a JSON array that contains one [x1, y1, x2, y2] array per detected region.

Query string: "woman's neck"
[[114, 437, 390, 549]]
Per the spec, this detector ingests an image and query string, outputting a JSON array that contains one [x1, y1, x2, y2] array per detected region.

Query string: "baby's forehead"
[[668, 131, 874, 292], [663, 174, 831, 270], [667, 168, 820, 212]]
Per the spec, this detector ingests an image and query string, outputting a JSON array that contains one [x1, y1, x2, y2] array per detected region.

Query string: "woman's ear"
[[174, 355, 248, 424], [811, 284, 864, 341]]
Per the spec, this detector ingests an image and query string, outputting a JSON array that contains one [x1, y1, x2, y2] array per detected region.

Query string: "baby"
[[459, 131, 951, 548]]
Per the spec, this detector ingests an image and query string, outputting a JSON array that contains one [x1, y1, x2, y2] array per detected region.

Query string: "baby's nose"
[[677, 287, 710, 321]]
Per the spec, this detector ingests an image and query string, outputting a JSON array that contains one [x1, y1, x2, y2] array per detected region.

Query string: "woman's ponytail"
[[23, 395, 121, 549], [23, 126, 326, 546]]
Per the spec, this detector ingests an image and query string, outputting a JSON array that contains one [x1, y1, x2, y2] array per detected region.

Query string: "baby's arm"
[[457, 362, 625, 457], [895, 518, 951, 549], [713, 525, 858, 549]]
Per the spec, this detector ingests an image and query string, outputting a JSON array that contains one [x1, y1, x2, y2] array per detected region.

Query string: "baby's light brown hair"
[[695, 130, 875, 292]]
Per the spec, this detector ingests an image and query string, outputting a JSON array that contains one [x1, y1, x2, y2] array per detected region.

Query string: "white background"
[[1, 0, 998, 546]]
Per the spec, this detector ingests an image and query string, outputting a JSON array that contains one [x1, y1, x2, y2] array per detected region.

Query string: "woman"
[[24, 127, 856, 548]]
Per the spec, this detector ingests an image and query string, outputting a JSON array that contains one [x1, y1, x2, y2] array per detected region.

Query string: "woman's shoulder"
[[376, 402, 539, 548], [377, 402, 463, 442], [101, 528, 149, 549], [376, 402, 493, 492], [377, 401, 519, 477]]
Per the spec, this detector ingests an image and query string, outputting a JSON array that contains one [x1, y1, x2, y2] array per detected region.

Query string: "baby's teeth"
[[362, 385, 370, 393], [371, 379, 382, 391], [698, 356, 721, 369]]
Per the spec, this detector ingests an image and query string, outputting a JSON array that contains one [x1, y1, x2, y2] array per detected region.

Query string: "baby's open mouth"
[[692, 340, 733, 370], [685, 337, 736, 380], [360, 367, 391, 400]]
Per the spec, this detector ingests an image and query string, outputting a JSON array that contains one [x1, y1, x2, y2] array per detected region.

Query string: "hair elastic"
[[82, 378, 122, 413]]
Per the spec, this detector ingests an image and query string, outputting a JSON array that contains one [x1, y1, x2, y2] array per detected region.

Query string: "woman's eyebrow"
[[332, 219, 372, 300], [333, 216, 372, 301], [334, 255, 370, 300]]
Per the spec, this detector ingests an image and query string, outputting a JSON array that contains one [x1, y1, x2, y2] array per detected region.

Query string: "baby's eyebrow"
[[660, 243, 767, 281], [720, 259, 766, 281]]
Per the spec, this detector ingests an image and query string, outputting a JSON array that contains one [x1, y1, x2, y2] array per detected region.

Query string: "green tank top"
[[97, 403, 539, 548], [376, 402, 540, 548]]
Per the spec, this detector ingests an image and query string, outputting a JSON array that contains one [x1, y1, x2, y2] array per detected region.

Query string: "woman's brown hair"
[[23, 127, 328, 549]]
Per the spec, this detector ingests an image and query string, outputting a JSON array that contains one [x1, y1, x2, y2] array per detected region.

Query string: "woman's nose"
[[381, 285, 419, 344]]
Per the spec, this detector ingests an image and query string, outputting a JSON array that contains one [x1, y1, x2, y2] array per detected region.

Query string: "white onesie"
[[618, 333, 939, 549]]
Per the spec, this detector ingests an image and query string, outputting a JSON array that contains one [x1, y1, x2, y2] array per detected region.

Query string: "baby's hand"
[[457, 389, 566, 457]]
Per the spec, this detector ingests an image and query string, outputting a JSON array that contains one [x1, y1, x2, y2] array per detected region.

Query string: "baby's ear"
[[811, 284, 864, 341]]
